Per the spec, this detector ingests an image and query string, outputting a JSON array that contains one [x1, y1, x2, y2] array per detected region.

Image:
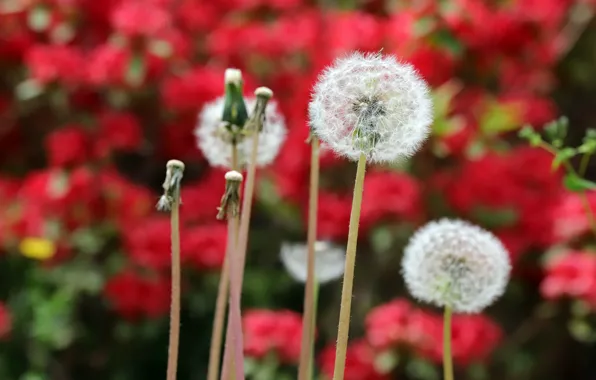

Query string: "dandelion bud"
[[247, 87, 274, 133], [196, 96, 286, 169], [217, 170, 243, 220], [309, 52, 432, 163], [157, 159, 185, 211], [222, 68, 248, 129], [280, 241, 345, 284], [401, 219, 510, 313]]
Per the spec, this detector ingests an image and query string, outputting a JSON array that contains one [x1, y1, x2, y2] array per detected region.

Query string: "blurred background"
[[2, 0, 596, 379]]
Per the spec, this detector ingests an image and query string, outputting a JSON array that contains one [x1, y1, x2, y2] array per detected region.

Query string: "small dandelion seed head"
[[280, 241, 346, 284], [401, 218, 511, 313], [195, 96, 287, 169], [225, 68, 242, 86], [308, 51, 433, 163]]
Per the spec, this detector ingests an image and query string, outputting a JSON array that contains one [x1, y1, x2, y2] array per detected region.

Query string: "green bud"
[[222, 68, 249, 129]]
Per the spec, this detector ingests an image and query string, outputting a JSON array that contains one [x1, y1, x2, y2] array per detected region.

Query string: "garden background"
[[1, 0, 596, 379]]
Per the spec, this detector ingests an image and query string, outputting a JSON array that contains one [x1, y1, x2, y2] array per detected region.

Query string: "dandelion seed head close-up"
[[402, 219, 511, 313], [195, 96, 287, 169], [308, 52, 433, 163], [280, 241, 345, 284]]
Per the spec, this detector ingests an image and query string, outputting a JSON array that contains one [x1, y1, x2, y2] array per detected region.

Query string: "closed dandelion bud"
[[222, 68, 249, 130], [195, 96, 286, 168], [401, 219, 511, 313], [280, 241, 345, 284], [309, 52, 432, 163]]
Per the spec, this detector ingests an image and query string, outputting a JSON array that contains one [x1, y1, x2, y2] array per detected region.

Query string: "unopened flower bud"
[[217, 170, 243, 220]]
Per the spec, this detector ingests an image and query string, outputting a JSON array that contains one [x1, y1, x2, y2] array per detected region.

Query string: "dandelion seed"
[[195, 96, 286, 169], [401, 219, 511, 313], [281, 241, 345, 284], [308, 51, 432, 163]]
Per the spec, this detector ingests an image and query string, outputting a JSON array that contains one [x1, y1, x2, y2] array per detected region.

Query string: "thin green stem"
[[332, 153, 367, 380], [580, 153, 592, 177], [298, 136, 320, 380], [207, 146, 239, 380], [443, 306, 454, 380], [540, 142, 596, 237], [166, 192, 181, 380]]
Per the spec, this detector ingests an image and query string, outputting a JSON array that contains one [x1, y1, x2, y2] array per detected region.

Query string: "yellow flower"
[[19, 237, 56, 261]]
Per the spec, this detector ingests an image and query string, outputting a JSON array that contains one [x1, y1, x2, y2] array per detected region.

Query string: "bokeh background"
[[2, 0, 596, 379]]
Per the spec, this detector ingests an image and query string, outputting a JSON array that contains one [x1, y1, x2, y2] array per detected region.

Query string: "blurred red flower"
[[243, 309, 303, 363], [104, 270, 170, 319], [319, 339, 389, 380]]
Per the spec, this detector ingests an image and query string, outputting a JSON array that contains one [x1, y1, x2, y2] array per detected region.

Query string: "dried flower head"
[[156, 159, 185, 211], [195, 96, 286, 168], [280, 241, 345, 284], [309, 51, 432, 163], [401, 219, 510, 313]]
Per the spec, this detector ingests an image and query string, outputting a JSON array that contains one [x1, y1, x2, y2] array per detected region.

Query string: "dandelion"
[[281, 241, 345, 284], [195, 96, 286, 169], [402, 218, 511, 313], [310, 51, 433, 380], [401, 218, 510, 380], [308, 51, 432, 163]]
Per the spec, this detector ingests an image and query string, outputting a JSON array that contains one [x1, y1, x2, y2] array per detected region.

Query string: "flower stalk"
[[332, 152, 367, 380], [443, 306, 454, 380], [207, 146, 239, 380], [157, 159, 185, 380], [221, 87, 273, 380], [298, 134, 320, 380]]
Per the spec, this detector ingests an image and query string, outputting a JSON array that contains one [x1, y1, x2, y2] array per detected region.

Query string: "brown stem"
[[332, 153, 367, 380], [297, 136, 320, 380], [221, 132, 260, 380], [207, 147, 239, 380], [166, 193, 181, 380]]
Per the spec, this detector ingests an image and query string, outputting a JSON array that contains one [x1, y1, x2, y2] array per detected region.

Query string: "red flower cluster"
[[104, 269, 170, 320], [243, 309, 303, 363], [365, 299, 502, 366], [541, 250, 596, 308], [319, 339, 389, 380]]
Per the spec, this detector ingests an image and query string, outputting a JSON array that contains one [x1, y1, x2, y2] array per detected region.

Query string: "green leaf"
[[125, 53, 146, 87], [479, 101, 521, 135], [374, 350, 399, 374], [471, 206, 518, 228], [563, 172, 596, 192], [28, 6, 51, 32], [544, 116, 569, 142]]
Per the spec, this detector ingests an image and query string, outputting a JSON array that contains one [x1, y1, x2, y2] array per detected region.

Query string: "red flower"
[[183, 223, 227, 270], [365, 298, 429, 351], [315, 191, 351, 240], [110, 2, 171, 38], [0, 303, 11, 339], [161, 68, 224, 112], [96, 111, 142, 157], [243, 309, 303, 363], [87, 44, 130, 86], [552, 191, 596, 242], [319, 339, 389, 380], [179, 168, 227, 223], [361, 170, 422, 232], [100, 169, 154, 226], [124, 217, 172, 269], [45, 126, 89, 168], [104, 269, 170, 319], [26, 45, 86, 86], [406, 46, 456, 87], [541, 251, 596, 308]]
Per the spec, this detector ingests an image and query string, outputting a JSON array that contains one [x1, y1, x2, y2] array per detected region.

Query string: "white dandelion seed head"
[[308, 51, 433, 163], [195, 96, 287, 169], [401, 219, 511, 313], [280, 241, 346, 284]]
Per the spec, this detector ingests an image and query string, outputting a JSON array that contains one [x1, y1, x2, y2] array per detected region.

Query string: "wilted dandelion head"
[[401, 219, 511, 313], [308, 51, 432, 163], [280, 241, 345, 284], [195, 96, 286, 169]]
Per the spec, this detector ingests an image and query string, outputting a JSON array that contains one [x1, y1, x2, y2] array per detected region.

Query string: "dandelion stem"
[[208, 146, 239, 380], [221, 132, 260, 380], [298, 136, 320, 380], [443, 306, 454, 380], [332, 152, 367, 380], [166, 176, 182, 380]]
